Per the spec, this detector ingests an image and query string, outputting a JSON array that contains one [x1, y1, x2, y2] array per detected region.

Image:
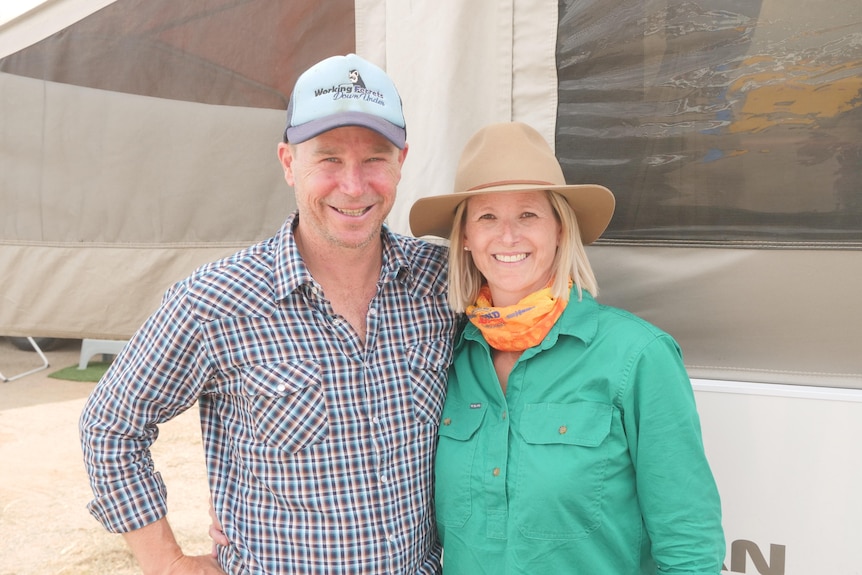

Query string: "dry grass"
[[0, 338, 212, 575]]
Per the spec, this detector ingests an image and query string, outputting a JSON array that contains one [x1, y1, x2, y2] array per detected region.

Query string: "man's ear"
[[277, 142, 295, 185]]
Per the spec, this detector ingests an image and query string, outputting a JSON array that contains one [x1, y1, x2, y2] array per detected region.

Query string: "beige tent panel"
[[0, 72, 293, 338], [1, 73, 290, 245], [0, 242, 247, 339], [591, 245, 862, 388]]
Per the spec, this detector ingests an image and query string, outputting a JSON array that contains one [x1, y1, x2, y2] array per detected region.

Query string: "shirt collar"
[[551, 288, 600, 346], [272, 211, 413, 302]]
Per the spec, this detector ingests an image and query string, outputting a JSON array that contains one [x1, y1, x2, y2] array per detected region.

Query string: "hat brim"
[[286, 111, 406, 149], [409, 183, 615, 245]]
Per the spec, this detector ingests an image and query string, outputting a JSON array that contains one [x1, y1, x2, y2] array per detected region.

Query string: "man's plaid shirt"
[[80, 212, 458, 574]]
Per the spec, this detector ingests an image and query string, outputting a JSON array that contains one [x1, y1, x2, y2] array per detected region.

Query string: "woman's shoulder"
[[593, 298, 676, 344]]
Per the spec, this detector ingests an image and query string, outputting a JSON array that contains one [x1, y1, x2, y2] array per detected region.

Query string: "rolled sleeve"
[[623, 335, 725, 574], [79, 288, 208, 533], [85, 471, 169, 533]]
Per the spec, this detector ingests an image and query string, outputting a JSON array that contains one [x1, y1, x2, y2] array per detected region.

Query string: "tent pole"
[[0, 337, 50, 382]]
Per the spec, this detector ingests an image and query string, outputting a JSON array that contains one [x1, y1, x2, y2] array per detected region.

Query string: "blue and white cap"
[[284, 54, 406, 149]]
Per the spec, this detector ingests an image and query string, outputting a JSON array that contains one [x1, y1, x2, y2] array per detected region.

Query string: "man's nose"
[[340, 164, 364, 196]]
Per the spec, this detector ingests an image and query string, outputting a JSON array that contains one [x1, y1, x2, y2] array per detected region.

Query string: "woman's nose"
[[499, 219, 519, 243]]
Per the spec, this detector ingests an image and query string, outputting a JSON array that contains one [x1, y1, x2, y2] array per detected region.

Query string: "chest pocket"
[[434, 402, 486, 528], [516, 401, 614, 540], [407, 340, 452, 425], [520, 401, 612, 446], [241, 362, 327, 453]]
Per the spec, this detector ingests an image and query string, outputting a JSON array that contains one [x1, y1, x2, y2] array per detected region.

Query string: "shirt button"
[[372, 416, 380, 424], [443, 418, 452, 426], [380, 474, 388, 483], [276, 384, 286, 392], [502, 411, 507, 420], [492, 467, 501, 477], [559, 425, 568, 435]]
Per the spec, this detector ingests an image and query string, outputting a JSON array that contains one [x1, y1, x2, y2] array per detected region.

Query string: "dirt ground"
[[0, 337, 212, 575]]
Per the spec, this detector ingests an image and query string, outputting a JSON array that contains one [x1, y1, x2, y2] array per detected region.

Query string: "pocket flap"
[[521, 402, 612, 447], [243, 361, 320, 396], [438, 402, 487, 441], [408, 340, 452, 371]]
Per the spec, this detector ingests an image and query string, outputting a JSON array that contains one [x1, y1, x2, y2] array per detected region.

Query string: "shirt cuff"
[[86, 471, 168, 533]]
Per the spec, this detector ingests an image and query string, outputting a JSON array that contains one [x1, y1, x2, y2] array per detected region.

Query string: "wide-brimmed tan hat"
[[409, 121, 615, 244]]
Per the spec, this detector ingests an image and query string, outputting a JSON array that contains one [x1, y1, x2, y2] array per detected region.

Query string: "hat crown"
[[408, 121, 615, 244], [285, 54, 406, 148], [455, 122, 565, 194]]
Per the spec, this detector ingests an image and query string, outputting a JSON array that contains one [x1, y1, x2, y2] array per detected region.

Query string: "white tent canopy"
[[2, 0, 861, 388]]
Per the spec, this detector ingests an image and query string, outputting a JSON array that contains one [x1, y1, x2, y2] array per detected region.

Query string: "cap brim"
[[409, 183, 615, 245], [286, 111, 406, 149]]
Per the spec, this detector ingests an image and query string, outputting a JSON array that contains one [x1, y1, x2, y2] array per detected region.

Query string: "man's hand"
[[165, 554, 225, 574], [208, 497, 230, 555], [123, 517, 227, 575]]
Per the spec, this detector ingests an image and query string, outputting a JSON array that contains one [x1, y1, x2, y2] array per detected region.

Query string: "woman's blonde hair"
[[447, 190, 599, 312]]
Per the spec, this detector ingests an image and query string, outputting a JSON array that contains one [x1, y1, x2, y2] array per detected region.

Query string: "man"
[[80, 53, 458, 575]]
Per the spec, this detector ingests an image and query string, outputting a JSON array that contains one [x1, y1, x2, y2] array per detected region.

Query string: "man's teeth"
[[337, 208, 366, 216], [495, 253, 527, 263]]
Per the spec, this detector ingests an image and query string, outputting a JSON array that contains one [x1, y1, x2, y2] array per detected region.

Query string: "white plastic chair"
[[78, 338, 128, 369]]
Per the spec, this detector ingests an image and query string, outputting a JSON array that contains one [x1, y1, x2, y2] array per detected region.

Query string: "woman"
[[409, 122, 724, 574]]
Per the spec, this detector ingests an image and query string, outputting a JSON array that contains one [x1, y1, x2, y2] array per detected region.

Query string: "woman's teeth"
[[495, 253, 527, 263]]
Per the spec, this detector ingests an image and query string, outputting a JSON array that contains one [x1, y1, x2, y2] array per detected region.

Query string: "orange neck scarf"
[[466, 282, 569, 351]]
